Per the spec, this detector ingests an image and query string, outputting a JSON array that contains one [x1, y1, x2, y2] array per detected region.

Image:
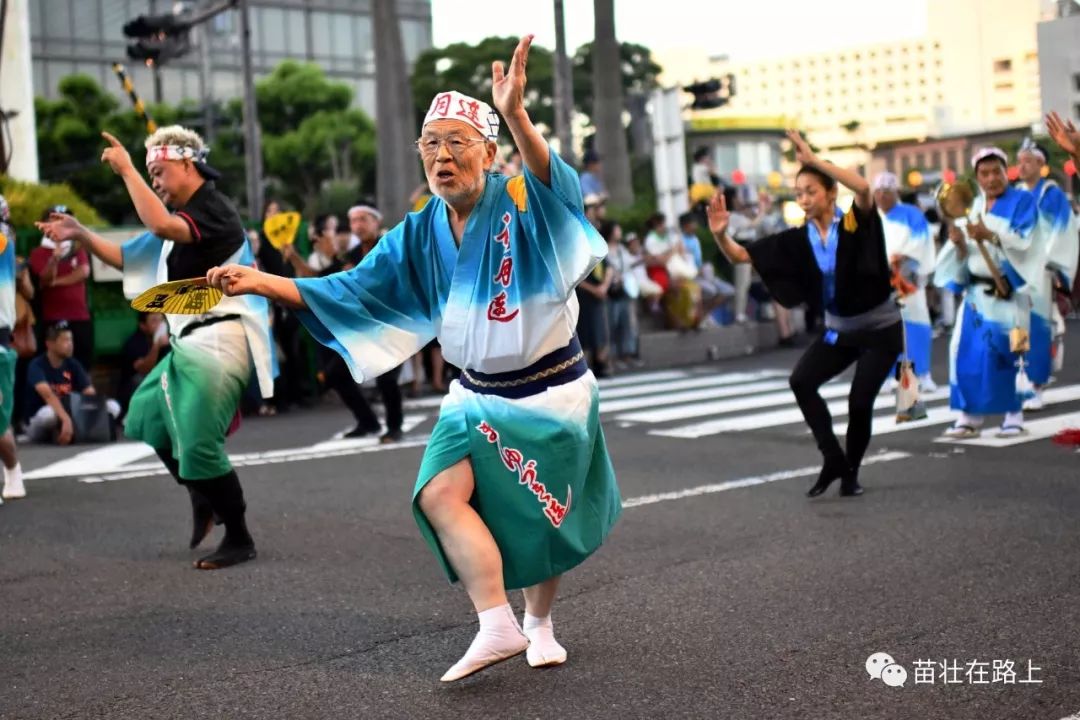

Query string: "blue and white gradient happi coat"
[[293, 149, 622, 590], [934, 185, 1040, 415], [880, 202, 935, 376], [1018, 178, 1078, 385]]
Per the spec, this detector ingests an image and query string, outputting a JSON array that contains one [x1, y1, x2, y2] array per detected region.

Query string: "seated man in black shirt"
[[25, 322, 120, 444], [118, 312, 170, 414]]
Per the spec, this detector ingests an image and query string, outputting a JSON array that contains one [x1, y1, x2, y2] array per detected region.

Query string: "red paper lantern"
[[1066, 159, 1077, 177], [1007, 165, 1020, 181], [942, 169, 956, 184], [731, 169, 746, 185]]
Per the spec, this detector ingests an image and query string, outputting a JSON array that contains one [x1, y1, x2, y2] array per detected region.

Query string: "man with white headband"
[[37, 126, 274, 570], [206, 35, 621, 682], [1015, 138, 1078, 411], [873, 172, 938, 392], [935, 147, 1043, 438]]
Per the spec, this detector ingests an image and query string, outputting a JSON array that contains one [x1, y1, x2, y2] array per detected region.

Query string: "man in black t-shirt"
[[37, 126, 264, 571]]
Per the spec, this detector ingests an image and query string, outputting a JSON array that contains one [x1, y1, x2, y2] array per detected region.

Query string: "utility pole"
[[238, 0, 263, 219], [196, 23, 215, 144], [373, 0, 419, 224], [552, 0, 576, 165]]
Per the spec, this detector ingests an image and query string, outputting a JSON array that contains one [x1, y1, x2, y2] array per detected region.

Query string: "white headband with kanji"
[[423, 91, 500, 141]]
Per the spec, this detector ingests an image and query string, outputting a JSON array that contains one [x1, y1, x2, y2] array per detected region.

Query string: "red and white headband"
[[145, 144, 210, 167], [423, 91, 499, 141]]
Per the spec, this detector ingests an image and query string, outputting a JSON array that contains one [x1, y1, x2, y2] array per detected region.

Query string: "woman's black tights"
[[788, 335, 898, 475]]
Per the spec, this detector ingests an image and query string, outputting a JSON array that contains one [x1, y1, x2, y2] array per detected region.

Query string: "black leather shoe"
[[807, 456, 849, 498], [840, 475, 864, 497]]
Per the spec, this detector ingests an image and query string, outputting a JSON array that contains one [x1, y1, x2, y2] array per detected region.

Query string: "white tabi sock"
[[1003, 411, 1024, 428], [956, 412, 984, 428], [523, 612, 567, 668], [439, 603, 529, 682], [2, 462, 25, 499]]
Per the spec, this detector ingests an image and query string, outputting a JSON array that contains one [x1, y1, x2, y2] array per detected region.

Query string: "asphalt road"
[[3, 326, 1080, 720]]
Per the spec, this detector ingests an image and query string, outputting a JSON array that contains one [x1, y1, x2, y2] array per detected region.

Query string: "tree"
[[590, 0, 634, 206], [262, 109, 376, 213], [571, 40, 662, 120], [35, 74, 182, 224], [411, 37, 556, 132], [254, 62, 377, 213]]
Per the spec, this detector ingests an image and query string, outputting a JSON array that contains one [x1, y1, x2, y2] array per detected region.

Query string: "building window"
[[1074, 103, 1080, 121], [995, 82, 1014, 91], [994, 58, 1012, 73], [1073, 73, 1080, 92], [996, 106, 1015, 115]]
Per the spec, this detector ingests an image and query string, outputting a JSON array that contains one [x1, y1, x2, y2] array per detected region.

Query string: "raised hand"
[[706, 188, 731, 237], [207, 264, 261, 297], [100, 131, 135, 176], [492, 35, 533, 118], [35, 212, 87, 244], [1045, 111, 1080, 158], [786, 129, 817, 166]]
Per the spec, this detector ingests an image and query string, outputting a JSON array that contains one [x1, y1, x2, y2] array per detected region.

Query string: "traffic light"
[[684, 79, 725, 110], [123, 13, 192, 66]]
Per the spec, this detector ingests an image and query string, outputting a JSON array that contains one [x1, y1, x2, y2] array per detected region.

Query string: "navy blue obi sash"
[[460, 336, 587, 399]]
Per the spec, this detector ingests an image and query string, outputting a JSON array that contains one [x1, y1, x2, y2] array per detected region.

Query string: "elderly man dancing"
[[207, 36, 621, 681]]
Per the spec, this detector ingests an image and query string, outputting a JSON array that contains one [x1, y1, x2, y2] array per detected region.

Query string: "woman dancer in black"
[[707, 130, 901, 497]]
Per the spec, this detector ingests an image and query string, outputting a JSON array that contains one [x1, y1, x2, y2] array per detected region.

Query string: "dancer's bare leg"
[[522, 576, 567, 667], [418, 458, 528, 681]]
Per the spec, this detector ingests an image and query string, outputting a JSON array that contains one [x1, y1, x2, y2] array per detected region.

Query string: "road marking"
[[26, 415, 430, 483], [597, 369, 688, 387], [23, 443, 160, 480], [622, 451, 911, 508], [935, 410, 1080, 447], [842, 383, 1080, 438], [654, 388, 950, 439], [80, 437, 432, 483], [598, 370, 785, 401], [601, 378, 792, 414], [617, 383, 853, 424]]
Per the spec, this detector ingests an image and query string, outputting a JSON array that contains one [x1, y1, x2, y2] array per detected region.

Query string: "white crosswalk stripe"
[[583, 368, 1080, 449]]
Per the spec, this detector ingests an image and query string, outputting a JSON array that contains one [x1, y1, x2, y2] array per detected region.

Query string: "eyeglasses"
[[415, 135, 487, 158]]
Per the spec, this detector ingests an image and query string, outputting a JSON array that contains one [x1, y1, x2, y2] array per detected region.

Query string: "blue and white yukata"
[[122, 232, 276, 479], [934, 186, 1041, 424], [1018, 178, 1078, 388], [293, 150, 622, 590], [880, 203, 936, 380]]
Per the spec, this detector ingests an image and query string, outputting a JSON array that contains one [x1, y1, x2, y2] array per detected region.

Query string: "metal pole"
[[196, 23, 214, 143], [238, 0, 262, 218], [552, 0, 575, 165]]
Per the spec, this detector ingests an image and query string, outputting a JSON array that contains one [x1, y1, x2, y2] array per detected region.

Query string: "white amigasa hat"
[[872, 172, 899, 191], [423, 91, 500, 142]]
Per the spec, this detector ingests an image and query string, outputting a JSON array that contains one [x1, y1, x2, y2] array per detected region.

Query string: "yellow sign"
[[262, 211, 301, 249], [687, 115, 792, 132], [907, 170, 923, 187], [131, 277, 223, 315], [767, 171, 783, 189]]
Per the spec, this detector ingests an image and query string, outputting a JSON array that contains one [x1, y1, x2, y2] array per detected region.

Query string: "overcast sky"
[[430, 0, 929, 59]]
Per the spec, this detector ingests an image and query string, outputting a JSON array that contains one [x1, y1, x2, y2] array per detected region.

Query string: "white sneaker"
[[1022, 392, 1044, 412], [919, 375, 938, 393], [2, 467, 25, 500], [880, 377, 899, 395]]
